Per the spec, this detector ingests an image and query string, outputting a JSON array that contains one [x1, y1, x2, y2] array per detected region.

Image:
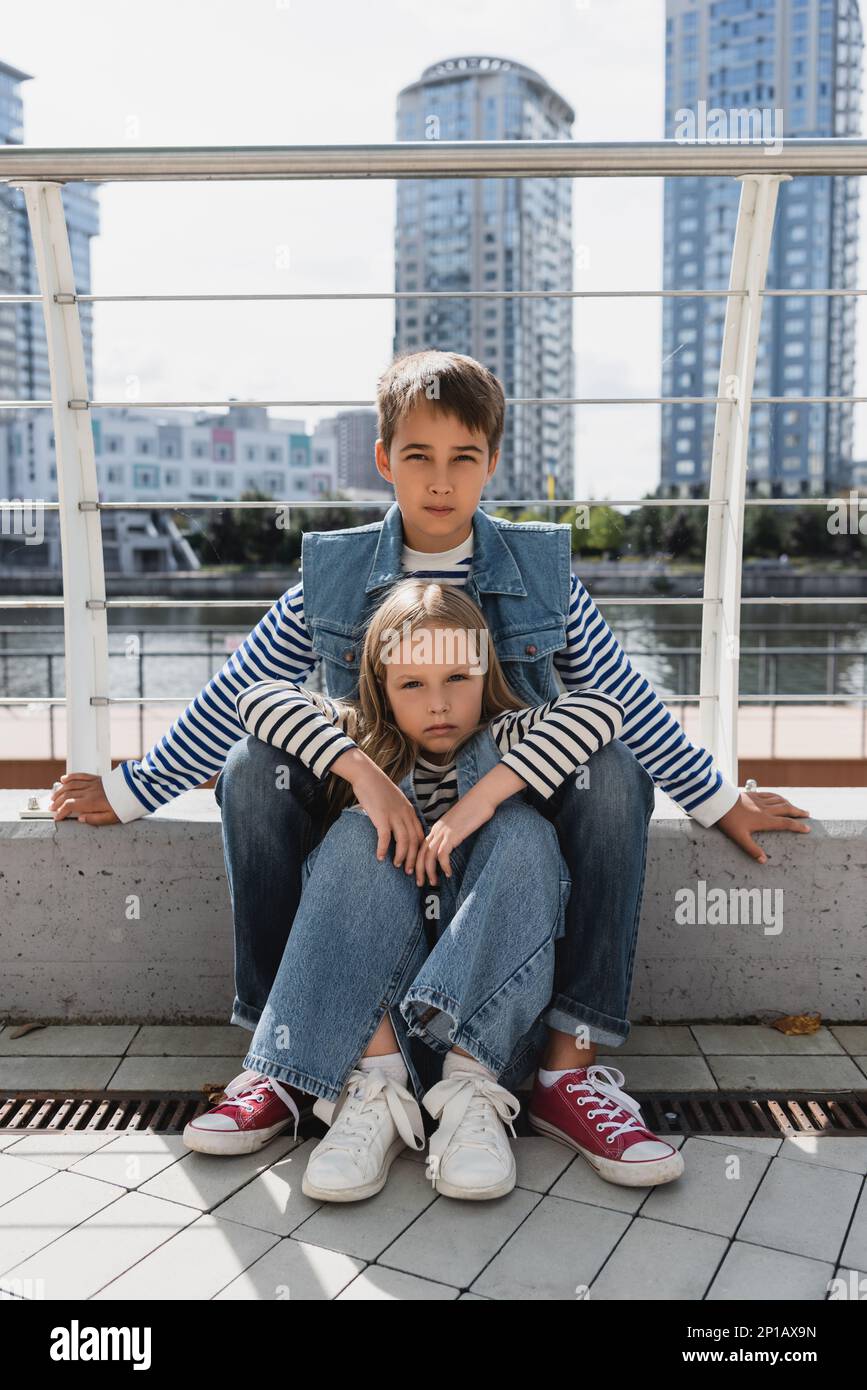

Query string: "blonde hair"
[[313, 579, 525, 825]]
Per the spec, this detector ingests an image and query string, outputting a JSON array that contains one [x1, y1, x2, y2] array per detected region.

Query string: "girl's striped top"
[[234, 681, 626, 821], [101, 527, 739, 828]]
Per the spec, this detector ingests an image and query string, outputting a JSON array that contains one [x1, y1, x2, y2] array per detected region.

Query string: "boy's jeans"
[[240, 798, 572, 1102], [214, 731, 656, 1059]]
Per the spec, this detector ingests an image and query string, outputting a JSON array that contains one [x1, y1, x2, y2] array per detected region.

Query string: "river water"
[[1, 601, 865, 704]]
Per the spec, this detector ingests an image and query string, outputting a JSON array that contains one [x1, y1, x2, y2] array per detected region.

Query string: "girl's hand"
[[416, 787, 497, 887], [348, 762, 426, 874], [48, 773, 120, 825], [716, 789, 811, 864]]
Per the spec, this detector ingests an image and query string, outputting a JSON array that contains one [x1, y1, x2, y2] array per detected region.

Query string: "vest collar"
[[364, 502, 527, 598]]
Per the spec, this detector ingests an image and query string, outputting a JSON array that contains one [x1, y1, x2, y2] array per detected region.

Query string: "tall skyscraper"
[[394, 55, 575, 501], [0, 59, 30, 412], [662, 0, 862, 498], [335, 409, 384, 492], [0, 58, 100, 499]]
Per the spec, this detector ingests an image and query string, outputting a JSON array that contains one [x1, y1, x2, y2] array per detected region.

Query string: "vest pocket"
[[309, 623, 363, 670], [492, 621, 566, 664], [492, 622, 565, 704]]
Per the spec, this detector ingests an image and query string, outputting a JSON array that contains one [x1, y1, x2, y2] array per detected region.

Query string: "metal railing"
[[2, 627, 863, 764], [1, 139, 866, 782]]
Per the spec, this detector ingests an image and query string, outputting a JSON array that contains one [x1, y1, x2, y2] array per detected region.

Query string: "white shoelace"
[[220, 1076, 301, 1140], [423, 1072, 521, 1176], [566, 1064, 649, 1142], [317, 1069, 426, 1162]]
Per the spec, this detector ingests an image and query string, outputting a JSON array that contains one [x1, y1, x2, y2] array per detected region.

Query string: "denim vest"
[[396, 721, 525, 825], [300, 502, 572, 706]]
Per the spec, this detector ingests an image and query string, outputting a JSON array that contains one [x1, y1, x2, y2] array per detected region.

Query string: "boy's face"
[[382, 622, 485, 762], [374, 399, 499, 552]]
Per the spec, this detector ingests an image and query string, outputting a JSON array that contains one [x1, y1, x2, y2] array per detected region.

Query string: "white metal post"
[[699, 172, 789, 782], [12, 180, 111, 774]]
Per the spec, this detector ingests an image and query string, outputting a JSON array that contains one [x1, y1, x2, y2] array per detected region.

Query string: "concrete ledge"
[[1, 786, 866, 1025]]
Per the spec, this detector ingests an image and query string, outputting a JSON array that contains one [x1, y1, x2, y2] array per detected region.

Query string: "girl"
[[185, 580, 625, 1202]]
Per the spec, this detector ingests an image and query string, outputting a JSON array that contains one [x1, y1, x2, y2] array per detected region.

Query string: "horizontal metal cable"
[[3, 691, 864, 706], [0, 595, 714, 609], [0, 288, 749, 304], [0, 497, 857, 510], [6, 395, 867, 408], [4, 595, 867, 611], [2, 287, 866, 305]]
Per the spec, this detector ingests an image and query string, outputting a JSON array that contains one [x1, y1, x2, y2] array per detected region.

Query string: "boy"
[[51, 349, 810, 1186]]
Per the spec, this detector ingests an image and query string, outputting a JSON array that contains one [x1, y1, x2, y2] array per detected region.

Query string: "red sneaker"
[[183, 1074, 310, 1156], [528, 1064, 684, 1187]]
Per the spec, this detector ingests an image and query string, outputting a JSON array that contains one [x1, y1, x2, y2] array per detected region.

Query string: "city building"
[[0, 59, 99, 405], [0, 404, 338, 573], [394, 55, 576, 501], [333, 409, 385, 492], [662, 0, 863, 498]]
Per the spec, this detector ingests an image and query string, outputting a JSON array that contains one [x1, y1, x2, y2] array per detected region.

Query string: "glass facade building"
[[394, 55, 576, 501], [0, 58, 100, 501], [662, 0, 863, 497]]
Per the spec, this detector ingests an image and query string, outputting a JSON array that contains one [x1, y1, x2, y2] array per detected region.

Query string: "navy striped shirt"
[[102, 529, 738, 827], [234, 682, 626, 820]]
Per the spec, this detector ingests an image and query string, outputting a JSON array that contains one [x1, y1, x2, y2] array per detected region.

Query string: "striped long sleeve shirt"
[[101, 530, 739, 827], [234, 681, 626, 820]]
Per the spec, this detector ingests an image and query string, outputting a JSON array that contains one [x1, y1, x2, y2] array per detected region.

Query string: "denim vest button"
[[343, 649, 355, 662], [525, 643, 537, 655]]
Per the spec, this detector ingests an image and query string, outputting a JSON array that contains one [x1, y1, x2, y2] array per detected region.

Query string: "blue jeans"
[[214, 732, 655, 1057], [240, 798, 571, 1102]]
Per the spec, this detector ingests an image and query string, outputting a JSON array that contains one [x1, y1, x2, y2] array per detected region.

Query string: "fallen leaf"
[[7, 1023, 49, 1040], [770, 1012, 822, 1035]]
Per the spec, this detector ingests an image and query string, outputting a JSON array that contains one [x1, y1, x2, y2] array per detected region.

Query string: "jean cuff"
[[242, 1050, 344, 1104], [542, 994, 629, 1048], [230, 996, 262, 1032]]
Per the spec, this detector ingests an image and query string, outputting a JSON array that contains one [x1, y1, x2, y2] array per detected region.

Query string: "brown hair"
[[376, 349, 506, 461], [313, 578, 525, 825]]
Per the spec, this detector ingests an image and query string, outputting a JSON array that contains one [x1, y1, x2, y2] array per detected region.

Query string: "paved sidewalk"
[[0, 1023, 865, 1301]]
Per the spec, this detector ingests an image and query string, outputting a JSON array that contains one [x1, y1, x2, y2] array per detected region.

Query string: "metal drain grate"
[[630, 1091, 867, 1139], [0, 1091, 211, 1136], [2, 1089, 867, 1138]]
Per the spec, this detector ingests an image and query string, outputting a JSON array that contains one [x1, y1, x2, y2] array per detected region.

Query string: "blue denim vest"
[[396, 721, 526, 824], [300, 502, 572, 706]]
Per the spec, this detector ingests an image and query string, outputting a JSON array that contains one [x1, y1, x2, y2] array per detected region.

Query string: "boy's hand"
[[48, 773, 120, 825], [348, 763, 426, 874], [416, 786, 497, 887], [716, 789, 810, 864]]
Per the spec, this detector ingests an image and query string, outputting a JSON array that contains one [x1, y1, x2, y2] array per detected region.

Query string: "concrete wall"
[[1, 787, 865, 1027]]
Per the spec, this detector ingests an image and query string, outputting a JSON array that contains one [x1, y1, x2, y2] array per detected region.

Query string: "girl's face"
[[380, 621, 486, 762]]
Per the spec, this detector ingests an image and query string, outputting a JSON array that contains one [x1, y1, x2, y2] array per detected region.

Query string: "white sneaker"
[[423, 1069, 521, 1200], [301, 1067, 426, 1202]]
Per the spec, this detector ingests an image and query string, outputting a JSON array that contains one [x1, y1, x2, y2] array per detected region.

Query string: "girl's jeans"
[[240, 796, 572, 1102], [214, 732, 656, 1072]]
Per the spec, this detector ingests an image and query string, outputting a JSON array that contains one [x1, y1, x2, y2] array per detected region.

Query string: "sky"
[[3, 0, 865, 501]]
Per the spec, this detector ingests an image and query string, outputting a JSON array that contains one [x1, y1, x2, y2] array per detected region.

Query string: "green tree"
[[572, 505, 625, 558], [788, 505, 835, 559], [743, 505, 787, 559], [663, 508, 703, 561]]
